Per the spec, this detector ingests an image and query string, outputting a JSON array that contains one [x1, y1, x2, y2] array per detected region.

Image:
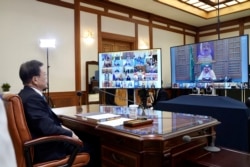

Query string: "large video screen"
[[170, 35, 249, 89], [98, 48, 162, 89]]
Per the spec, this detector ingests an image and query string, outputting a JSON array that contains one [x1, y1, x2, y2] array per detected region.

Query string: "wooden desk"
[[53, 105, 220, 167]]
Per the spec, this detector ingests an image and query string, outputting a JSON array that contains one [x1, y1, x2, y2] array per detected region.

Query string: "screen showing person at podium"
[[170, 35, 249, 89], [98, 48, 162, 89]]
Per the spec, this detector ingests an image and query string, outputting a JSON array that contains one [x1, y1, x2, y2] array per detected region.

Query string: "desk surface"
[[53, 105, 219, 139], [53, 105, 221, 167]]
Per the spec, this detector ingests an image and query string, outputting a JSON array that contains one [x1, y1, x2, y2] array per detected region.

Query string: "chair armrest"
[[23, 135, 83, 167], [24, 135, 83, 147]]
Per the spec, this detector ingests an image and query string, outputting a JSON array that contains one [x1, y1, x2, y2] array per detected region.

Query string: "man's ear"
[[31, 76, 38, 85]]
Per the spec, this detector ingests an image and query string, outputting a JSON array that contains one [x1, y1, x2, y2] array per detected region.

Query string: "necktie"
[[155, 89, 159, 101], [42, 95, 47, 102]]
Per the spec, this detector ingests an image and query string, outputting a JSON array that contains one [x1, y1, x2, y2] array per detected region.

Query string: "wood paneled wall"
[[47, 91, 87, 108], [36, 0, 250, 106]]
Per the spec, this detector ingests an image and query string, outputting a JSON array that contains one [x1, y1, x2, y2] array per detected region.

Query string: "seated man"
[[198, 64, 216, 81], [152, 88, 169, 107], [146, 88, 169, 107], [18, 60, 99, 166]]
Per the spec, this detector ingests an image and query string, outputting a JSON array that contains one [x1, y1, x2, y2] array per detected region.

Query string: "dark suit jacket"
[[19, 86, 72, 163], [156, 89, 169, 101], [153, 88, 169, 107]]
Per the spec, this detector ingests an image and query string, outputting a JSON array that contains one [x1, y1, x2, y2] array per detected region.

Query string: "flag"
[[189, 45, 195, 82]]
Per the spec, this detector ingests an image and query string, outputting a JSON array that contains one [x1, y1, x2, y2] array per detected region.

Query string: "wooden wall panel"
[[47, 91, 87, 108]]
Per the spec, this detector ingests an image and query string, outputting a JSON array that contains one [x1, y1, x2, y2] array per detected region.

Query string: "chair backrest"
[[3, 94, 33, 167], [0, 98, 17, 167]]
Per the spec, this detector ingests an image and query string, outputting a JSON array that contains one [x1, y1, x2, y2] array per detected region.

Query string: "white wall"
[[138, 24, 149, 49], [0, 0, 200, 94], [80, 11, 98, 90], [0, 0, 75, 93], [101, 16, 135, 36], [153, 28, 184, 86], [185, 35, 195, 45]]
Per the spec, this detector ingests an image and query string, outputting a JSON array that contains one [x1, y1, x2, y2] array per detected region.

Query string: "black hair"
[[19, 60, 43, 85], [201, 63, 212, 69]]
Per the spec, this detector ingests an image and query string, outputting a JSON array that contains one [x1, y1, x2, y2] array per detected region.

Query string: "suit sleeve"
[[23, 94, 72, 138]]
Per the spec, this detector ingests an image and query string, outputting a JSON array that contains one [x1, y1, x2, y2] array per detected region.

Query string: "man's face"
[[34, 66, 47, 91], [202, 42, 211, 55], [204, 66, 210, 73]]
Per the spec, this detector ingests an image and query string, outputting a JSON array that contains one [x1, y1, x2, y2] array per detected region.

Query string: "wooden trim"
[[197, 16, 250, 38], [245, 25, 250, 30], [135, 23, 138, 49], [37, 0, 196, 32], [49, 91, 87, 108], [74, 0, 81, 91], [149, 19, 153, 49], [37, 0, 250, 38], [98, 14, 102, 52], [101, 32, 136, 43], [85, 61, 98, 105], [37, 0, 74, 9], [37, 0, 250, 44], [198, 16, 250, 31], [102, 0, 196, 30]]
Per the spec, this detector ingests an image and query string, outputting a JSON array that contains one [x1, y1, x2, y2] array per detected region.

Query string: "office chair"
[[3, 94, 90, 167], [0, 98, 17, 167]]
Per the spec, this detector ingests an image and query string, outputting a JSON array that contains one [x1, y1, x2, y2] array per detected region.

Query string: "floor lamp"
[[39, 39, 56, 104]]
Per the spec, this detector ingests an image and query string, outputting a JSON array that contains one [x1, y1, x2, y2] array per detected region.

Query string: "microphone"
[[191, 87, 199, 94], [182, 134, 221, 152], [93, 87, 135, 104], [75, 91, 83, 113], [206, 86, 212, 94], [182, 134, 211, 142], [76, 91, 82, 106]]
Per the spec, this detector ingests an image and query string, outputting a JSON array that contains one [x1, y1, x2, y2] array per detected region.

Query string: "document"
[[84, 113, 121, 123], [98, 118, 132, 127]]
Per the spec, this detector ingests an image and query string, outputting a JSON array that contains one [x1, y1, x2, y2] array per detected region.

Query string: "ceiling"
[[108, 0, 250, 27]]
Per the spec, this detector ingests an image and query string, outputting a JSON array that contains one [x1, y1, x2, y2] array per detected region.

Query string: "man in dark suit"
[[18, 60, 99, 166], [152, 88, 169, 107]]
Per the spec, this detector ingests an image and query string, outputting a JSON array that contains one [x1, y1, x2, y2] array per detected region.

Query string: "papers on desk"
[[84, 113, 121, 123], [76, 113, 133, 127], [98, 118, 132, 127]]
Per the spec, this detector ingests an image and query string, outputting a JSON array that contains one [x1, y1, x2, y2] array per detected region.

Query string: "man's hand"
[[72, 132, 79, 140], [62, 125, 79, 140]]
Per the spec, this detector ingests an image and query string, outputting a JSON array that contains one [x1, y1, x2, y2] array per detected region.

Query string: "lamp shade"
[[39, 39, 56, 48]]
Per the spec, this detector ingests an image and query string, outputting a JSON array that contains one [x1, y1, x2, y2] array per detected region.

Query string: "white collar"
[[30, 87, 43, 97]]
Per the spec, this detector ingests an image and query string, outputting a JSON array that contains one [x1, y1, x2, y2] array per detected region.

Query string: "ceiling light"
[[214, 4, 227, 8], [187, 0, 199, 4], [204, 7, 216, 11], [199, 4, 211, 9], [193, 2, 206, 6], [160, 0, 249, 18], [236, 0, 247, 2], [210, 0, 226, 3], [226, 1, 238, 5]]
